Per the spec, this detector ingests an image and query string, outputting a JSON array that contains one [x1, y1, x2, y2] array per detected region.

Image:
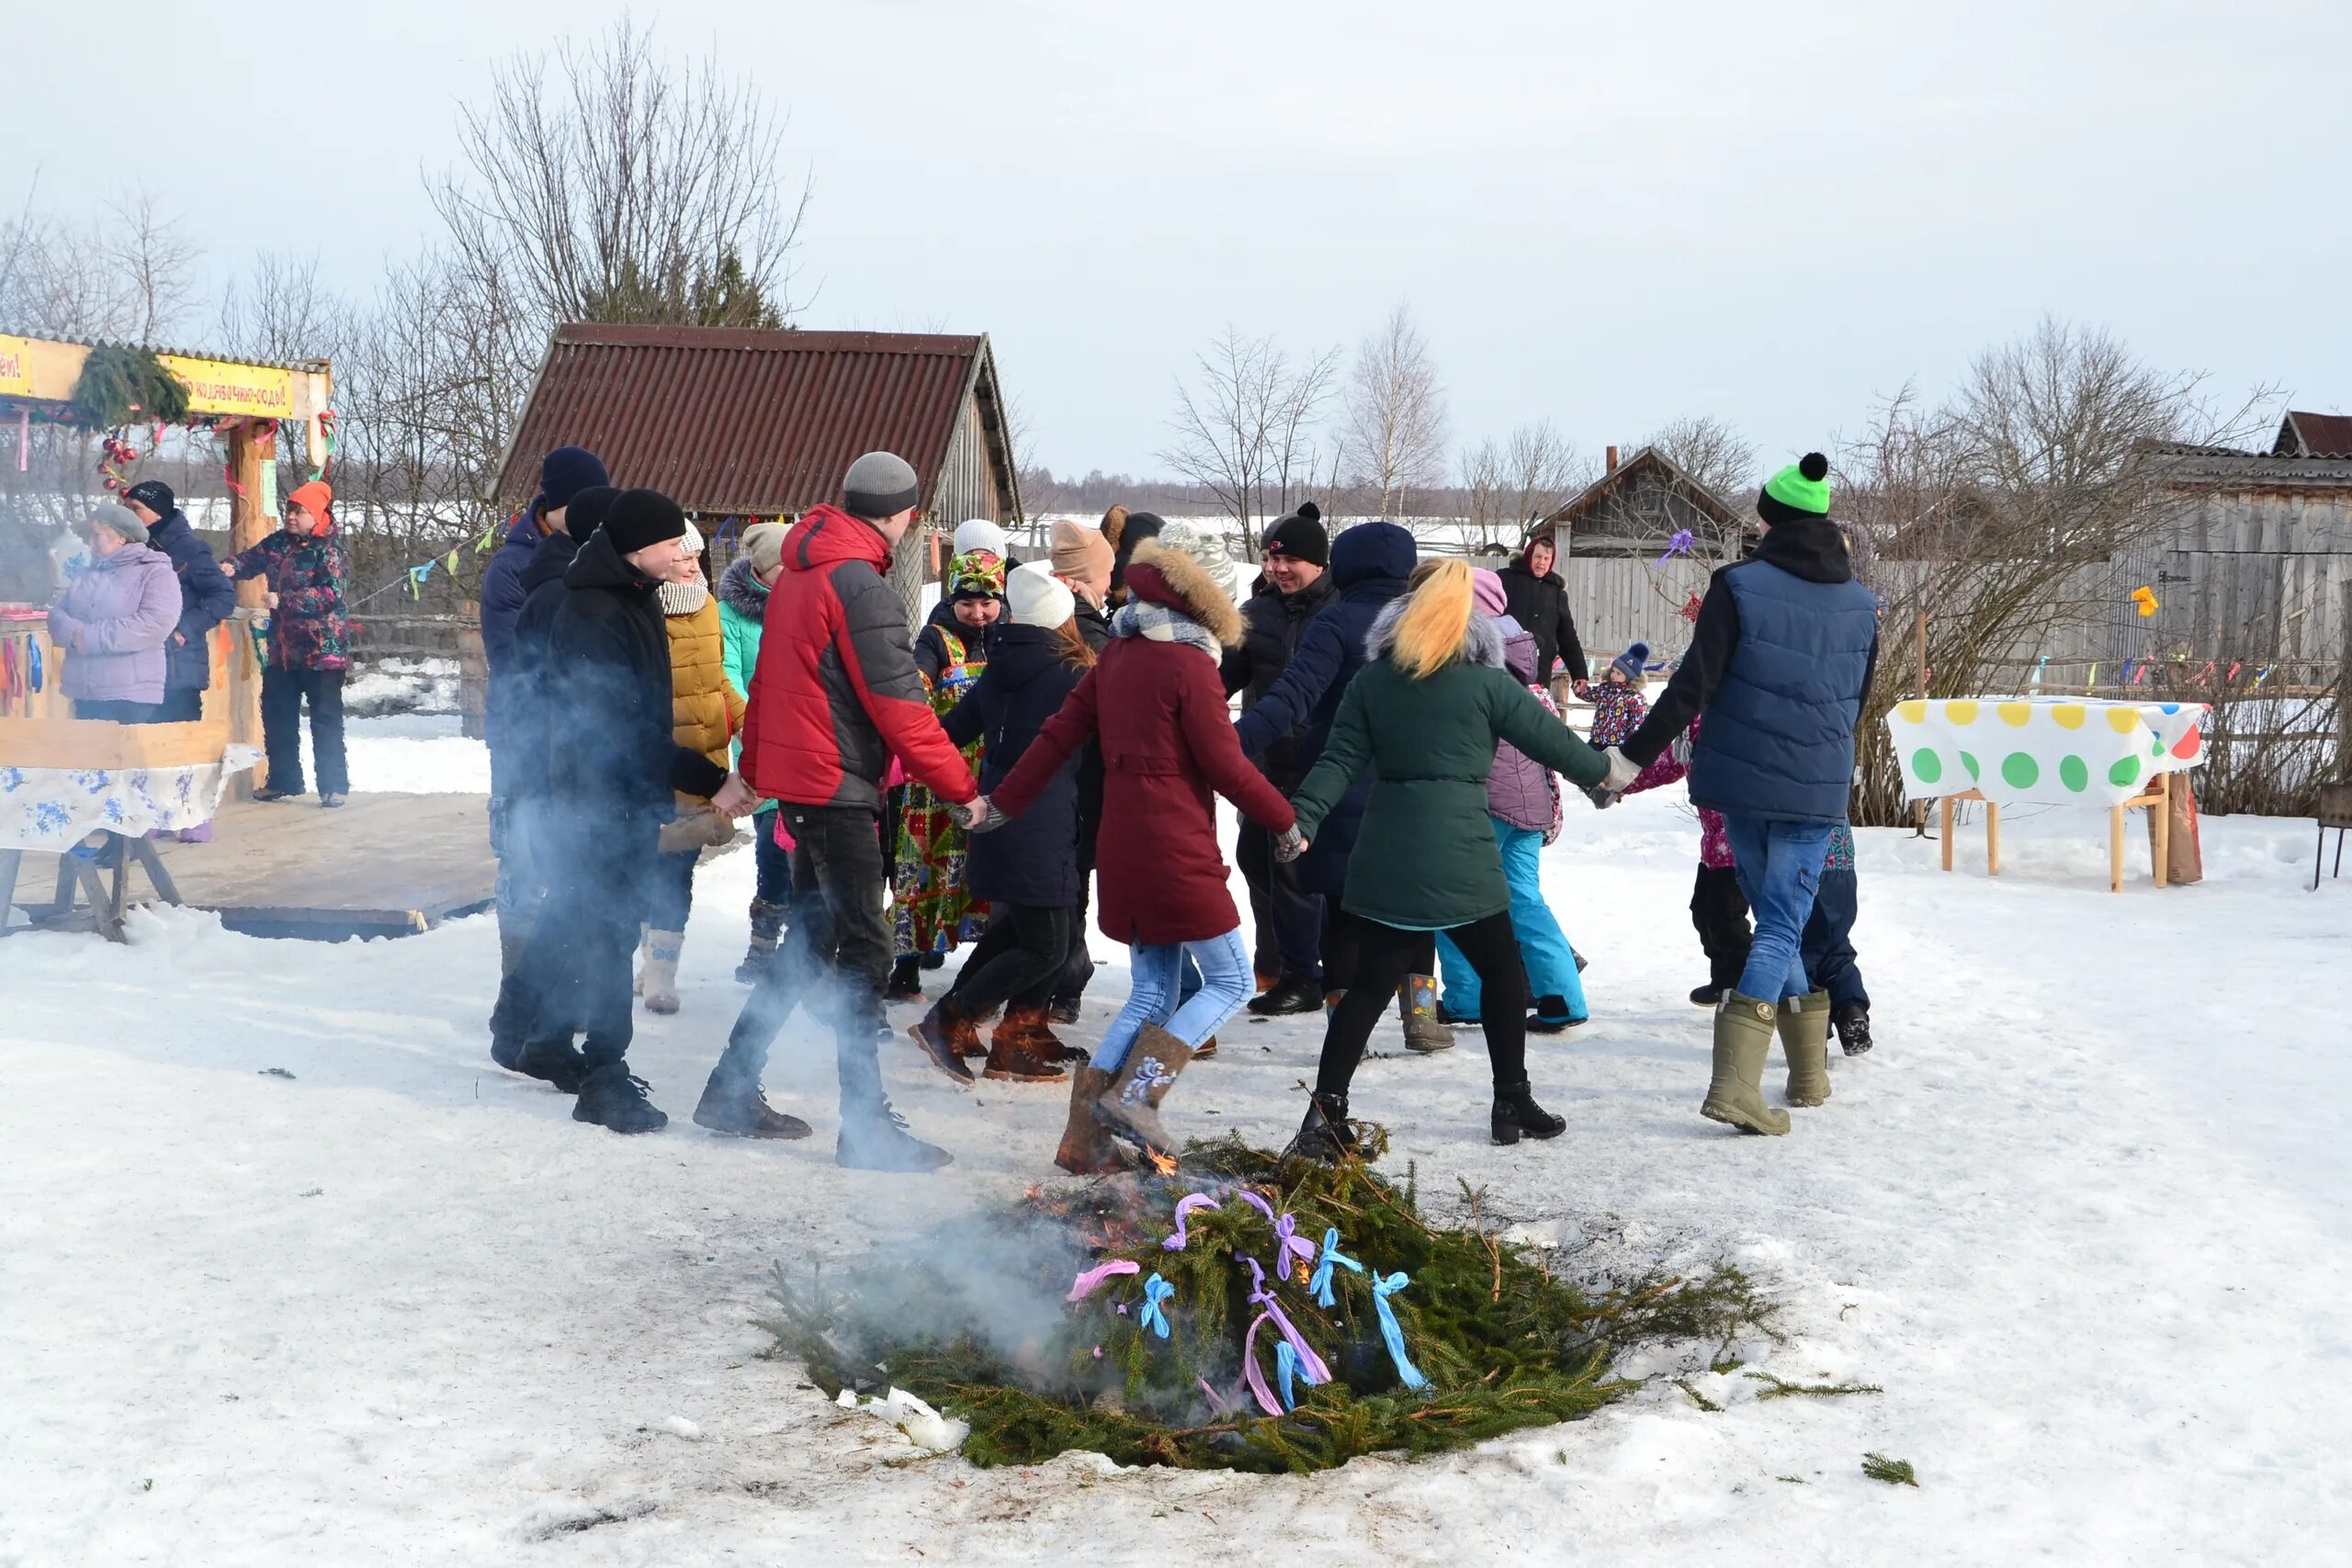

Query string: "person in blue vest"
[[1602, 452, 1878, 1137]]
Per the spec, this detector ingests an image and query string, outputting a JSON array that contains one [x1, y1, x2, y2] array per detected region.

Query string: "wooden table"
[[1933, 771, 2176, 891]]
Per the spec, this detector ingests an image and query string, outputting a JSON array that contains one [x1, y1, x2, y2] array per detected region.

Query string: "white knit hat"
[[1153, 518, 1235, 599], [953, 517, 1008, 559], [1006, 559, 1075, 629], [657, 520, 710, 615]]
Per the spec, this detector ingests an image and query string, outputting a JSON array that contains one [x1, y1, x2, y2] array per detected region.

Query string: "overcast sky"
[[13, 1, 2348, 483]]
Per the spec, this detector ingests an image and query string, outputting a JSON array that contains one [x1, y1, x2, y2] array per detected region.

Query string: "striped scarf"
[[1110, 599, 1219, 661]]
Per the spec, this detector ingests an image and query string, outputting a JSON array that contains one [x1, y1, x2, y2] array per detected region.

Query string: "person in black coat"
[[1220, 504, 1336, 1012], [910, 564, 1091, 1085], [505, 489, 752, 1134], [121, 480, 237, 723], [487, 484, 616, 1066], [1498, 533, 1590, 689]]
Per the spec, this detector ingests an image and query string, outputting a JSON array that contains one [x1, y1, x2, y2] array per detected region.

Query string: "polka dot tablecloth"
[[1887, 698, 2206, 807]]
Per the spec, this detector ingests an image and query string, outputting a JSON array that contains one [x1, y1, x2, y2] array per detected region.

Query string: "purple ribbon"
[[1271, 1213, 1317, 1282], [1066, 1258, 1140, 1302], [1235, 1190, 1277, 1225], [1163, 1192, 1222, 1251], [1243, 1257, 1331, 1385], [1654, 528, 1693, 568], [1240, 1313, 1283, 1416]]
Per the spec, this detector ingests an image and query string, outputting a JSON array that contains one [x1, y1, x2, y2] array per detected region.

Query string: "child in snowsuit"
[[886, 549, 1003, 1001], [1800, 821, 1871, 1054], [1579, 641, 1654, 750]]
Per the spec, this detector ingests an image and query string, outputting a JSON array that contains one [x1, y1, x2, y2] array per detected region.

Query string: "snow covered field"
[[4, 728, 2349, 1565]]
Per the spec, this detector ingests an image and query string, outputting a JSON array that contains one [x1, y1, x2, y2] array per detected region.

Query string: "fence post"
[[458, 601, 488, 741], [2338, 580, 2351, 784]]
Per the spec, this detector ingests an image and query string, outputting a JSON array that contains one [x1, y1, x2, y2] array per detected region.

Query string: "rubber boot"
[[1398, 976, 1455, 1053], [1701, 994, 1791, 1135], [1053, 1066, 1130, 1175], [1093, 1023, 1194, 1158], [1290, 1090, 1357, 1164], [735, 897, 785, 985], [692, 1060, 811, 1139], [1779, 988, 1833, 1107], [907, 999, 978, 1087], [984, 1007, 1069, 1083], [638, 930, 683, 1016], [1491, 1079, 1566, 1145]]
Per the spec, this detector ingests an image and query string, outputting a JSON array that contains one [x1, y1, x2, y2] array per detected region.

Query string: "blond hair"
[[1389, 558, 1475, 680]]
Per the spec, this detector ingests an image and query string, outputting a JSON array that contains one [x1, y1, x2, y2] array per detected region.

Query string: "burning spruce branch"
[[756, 1135, 1781, 1474]]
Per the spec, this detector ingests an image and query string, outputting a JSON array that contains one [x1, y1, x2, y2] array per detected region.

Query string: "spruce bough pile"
[[760, 1135, 1774, 1473]]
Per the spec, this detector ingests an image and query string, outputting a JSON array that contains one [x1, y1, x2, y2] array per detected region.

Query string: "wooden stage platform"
[[5, 792, 495, 942]]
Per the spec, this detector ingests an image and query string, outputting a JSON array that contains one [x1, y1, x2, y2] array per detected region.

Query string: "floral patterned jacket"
[[224, 524, 353, 671]]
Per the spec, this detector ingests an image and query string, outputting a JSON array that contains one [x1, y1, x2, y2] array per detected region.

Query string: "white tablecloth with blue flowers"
[[0, 746, 259, 851]]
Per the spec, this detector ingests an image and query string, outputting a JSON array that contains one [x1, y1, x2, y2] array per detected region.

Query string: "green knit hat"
[[1761, 451, 1832, 516]]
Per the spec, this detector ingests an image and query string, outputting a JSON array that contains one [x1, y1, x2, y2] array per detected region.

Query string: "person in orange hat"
[[222, 479, 354, 805]]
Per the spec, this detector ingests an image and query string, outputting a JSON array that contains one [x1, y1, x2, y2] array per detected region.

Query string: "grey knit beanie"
[[85, 502, 149, 545], [1154, 518, 1236, 599], [843, 451, 921, 520]]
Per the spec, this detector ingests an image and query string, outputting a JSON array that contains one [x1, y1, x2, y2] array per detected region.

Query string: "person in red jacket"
[[698, 452, 982, 1173], [976, 526, 1302, 1173]]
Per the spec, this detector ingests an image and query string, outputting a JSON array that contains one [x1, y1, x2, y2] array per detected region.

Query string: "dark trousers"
[[1320, 902, 1430, 996], [71, 698, 165, 724], [949, 903, 1079, 1019], [1317, 908, 1525, 1098], [1052, 875, 1096, 1005], [261, 665, 347, 795], [1690, 863, 1753, 991], [153, 687, 203, 722], [518, 818, 657, 1072], [647, 848, 697, 931], [752, 811, 794, 904], [1238, 821, 1325, 987], [1800, 866, 1870, 1014], [718, 803, 893, 1108]]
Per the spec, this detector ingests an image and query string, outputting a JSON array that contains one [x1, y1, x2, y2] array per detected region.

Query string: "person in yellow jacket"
[[637, 522, 745, 1013]]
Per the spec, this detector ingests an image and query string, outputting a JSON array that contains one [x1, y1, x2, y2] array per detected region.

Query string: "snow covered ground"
[[4, 728, 2349, 1565]]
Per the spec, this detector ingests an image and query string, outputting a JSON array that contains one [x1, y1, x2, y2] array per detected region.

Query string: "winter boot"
[[637, 930, 684, 1016], [1093, 1024, 1195, 1158], [907, 1000, 979, 1087], [1193, 1035, 1218, 1060], [1779, 989, 1833, 1108], [1527, 995, 1584, 1033], [1289, 1090, 1358, 1164], [692, 1063, 811, 1139], [1019, 1009, 1088, 1065], [735, 898, 786, 985], [984, 1007, 1069, 1083], [1047, 997, 1083, 1026], [1834, 1003, 1873, 1056], [1690, 982, 1727, 1007], [885, 956, 924, 1001], [836, 1101, 955, 1171], [1053, 1066, 1131, 1175], [1248, 976, 1324, 1016], [1398, 976, 1455, 1053], [507, 1037, 588, 1095], [572, 1063, 668, 1134], [1491, 1079, 1567, 1145], [1700, 995, 1791, 1135]]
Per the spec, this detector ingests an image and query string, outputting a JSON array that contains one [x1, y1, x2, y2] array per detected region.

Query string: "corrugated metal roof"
[[2137, 439, 2352, 489], [2276, 410, 2352, 459], [496, 323, 1014, 516]]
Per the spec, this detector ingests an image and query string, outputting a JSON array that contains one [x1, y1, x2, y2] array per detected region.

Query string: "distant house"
[[496, 324, 1021, 604], [1535, 446, 1745, 558]]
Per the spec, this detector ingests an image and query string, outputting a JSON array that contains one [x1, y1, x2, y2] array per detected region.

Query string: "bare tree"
[[1503, 420, 1589, 532], [1458, 437, 1508, 545], [1159, 329, 1340, 542], [0, 189, 200, 343], [1267, 344, 1341, 520], [1645, 414, 1758, 502], [218, 253, 349, 367], [96, 191, 199, 344], [1343, 304, 1449, 519]]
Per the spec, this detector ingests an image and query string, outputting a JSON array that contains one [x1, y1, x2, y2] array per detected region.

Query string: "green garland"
[[65, 344, 191, 432], [758, 1136, 1780, 1473]]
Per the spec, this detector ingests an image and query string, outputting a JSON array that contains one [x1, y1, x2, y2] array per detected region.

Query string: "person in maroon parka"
[[977, 525, 1301, 1172]]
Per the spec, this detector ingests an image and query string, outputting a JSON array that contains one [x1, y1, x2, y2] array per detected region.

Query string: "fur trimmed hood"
[[715, 552, 769, 621], [1124, 538, 1244, 648], [1363, 595, 1507, 670]]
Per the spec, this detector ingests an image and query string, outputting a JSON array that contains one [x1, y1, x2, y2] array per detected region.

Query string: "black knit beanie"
[[565, 484, 620, 544], [1261, 502, 1328, 568], [603, 488, 687, 556]]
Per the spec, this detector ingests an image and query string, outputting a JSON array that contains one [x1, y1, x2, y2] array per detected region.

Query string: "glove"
[[1600, 746, 1641, 794], [1583, 784, 1619, 811], [955, 795, 1002, 832], [1275, 825, 1309, 863], [1668, 731, 1694, 768]]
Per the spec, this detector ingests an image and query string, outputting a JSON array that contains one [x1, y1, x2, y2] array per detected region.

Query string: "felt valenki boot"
[[1779, 989, 1833, 1107], [735, 897, 786, 985], [1093, 1023, 1194, 1158], [1701, 993, 1792, 1135], [1054, 1066, 1130, 1175], [637, 930, 683, 1016], [1397, 976, 1455, 1053], [984, 1006, 1069, 1083]]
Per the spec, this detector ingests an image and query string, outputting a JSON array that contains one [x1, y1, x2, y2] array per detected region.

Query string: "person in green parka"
[[1284, 558, 1611, 1156]]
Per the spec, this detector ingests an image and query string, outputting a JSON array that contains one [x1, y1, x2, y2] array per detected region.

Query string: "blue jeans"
[[1092, 928, 1250, 1073], [1439, 818, 1586, 1022], [1721, 815, 1835, 1003]]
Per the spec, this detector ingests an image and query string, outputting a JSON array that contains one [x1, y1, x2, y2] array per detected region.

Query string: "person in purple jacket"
[[48, 502, 181, 723], [1431, 568, 1589, 1031]]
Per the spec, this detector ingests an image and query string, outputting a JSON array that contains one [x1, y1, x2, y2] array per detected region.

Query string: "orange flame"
[[1146, 1149, 1180, 1178]]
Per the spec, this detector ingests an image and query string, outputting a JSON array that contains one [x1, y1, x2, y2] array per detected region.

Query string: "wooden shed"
[[495, 324, 1021, 619], [1536, 446, 1746, 559]]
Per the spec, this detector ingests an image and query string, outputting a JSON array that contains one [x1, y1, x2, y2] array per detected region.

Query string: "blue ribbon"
[[1139, 1273, 1174, 1340], [1371, 1272, 1429, 1391], [1275, 1339, 1321, 1411], [1308, 1227, 1363, 1308]]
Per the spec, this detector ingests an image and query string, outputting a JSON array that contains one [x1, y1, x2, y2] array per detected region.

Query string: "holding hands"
[[1275, 825, 1309, 863], [953, 795, 1001, 832]]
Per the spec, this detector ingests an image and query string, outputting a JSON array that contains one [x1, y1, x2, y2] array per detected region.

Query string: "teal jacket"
[[1292, 604, 1608, 930], [716, 555, 770, 805]]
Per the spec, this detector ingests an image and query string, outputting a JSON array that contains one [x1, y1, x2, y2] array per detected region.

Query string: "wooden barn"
[[1536, 446, 1746, 559], [2134, 414, 2352, 667], [495, 324, 1022, 618]]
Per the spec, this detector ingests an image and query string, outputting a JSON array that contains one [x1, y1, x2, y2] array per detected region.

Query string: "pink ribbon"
[[1066, 1259, 1140, 1302], [1163, 1192, 1222, 1251], [1240, 1313, 1283, 1416], [1243, 1257, 1331, 1385]]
